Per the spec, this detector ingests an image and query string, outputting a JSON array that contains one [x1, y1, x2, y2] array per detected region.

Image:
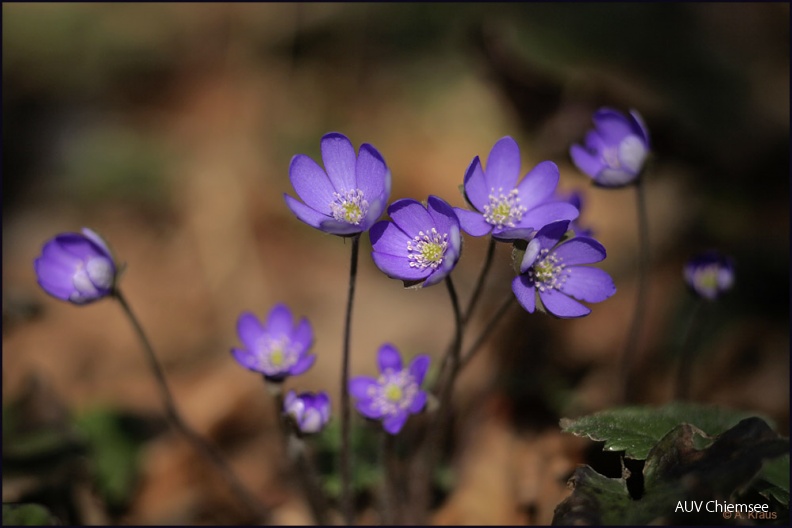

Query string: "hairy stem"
[[113, 289, 269, 523], [410, 276, 464, 523], [341, 234, 361, 525]]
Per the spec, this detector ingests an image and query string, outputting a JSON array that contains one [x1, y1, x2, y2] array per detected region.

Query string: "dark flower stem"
[[675, 298, 704, 401], [463, 237, 497, 324], [271, 389, 331, 525], [380, 431, 398, 525], [620, 177, 650, 404], [459, 296, 516, 370], [411, 276, 464, 523], [435, 237, 496, 393], [112, 289, 269, 524], [341, 234, 361, 525]]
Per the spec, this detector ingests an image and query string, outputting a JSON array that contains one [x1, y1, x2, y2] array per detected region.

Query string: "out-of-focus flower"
[[570, 108, 650, 188], [349, 344, 430, 435], [370, 196, 461, 288], [34, 228, 117, 305], [231, 304, 316, 382], [684, 251, 735, 301], [453, 137, 579, 240], [283, 390, 331, 435], [512, 220, 616, 318], [284, 132, 391, 236]]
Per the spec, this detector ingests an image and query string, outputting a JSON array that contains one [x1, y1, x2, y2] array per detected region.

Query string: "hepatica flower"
[[570, 108, 650, 188], [283, 390, 331, 435], [453, 136, 579, 240], [284, 132, 391, 236], [34, 228, 117, 305], [684, 251, 735, 301], [232, 304, 316, 382], [349, 344, 430, 435], [370, 196, 461, 288], [512, 220, 616, 318]]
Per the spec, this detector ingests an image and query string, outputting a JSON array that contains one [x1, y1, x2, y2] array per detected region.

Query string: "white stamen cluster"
[[366, 368, 419, 415], [528, 249, 569, 292], [407, 228, 448, 270], [330, 189, 369, 225], [483, 188, 527, 228]]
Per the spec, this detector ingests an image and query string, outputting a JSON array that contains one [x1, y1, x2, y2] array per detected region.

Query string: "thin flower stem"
[[271, 388, 331, 525], [459, 296, 516, 370], [410, 276, 464, 523], [379, 432, 397, 525], [340, 234, 361, 525], [435, 238, 497, 399], [620, 177, 650, 404], [463, 237, 497, 324], [675, 299, 704, 401], [112, 289, 269, 524]]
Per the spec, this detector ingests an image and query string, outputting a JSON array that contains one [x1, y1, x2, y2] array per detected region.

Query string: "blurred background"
[[2, 3, 789, 525]]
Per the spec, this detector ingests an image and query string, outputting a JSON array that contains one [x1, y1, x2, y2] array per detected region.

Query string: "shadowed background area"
[[2, 3, 789, 525]]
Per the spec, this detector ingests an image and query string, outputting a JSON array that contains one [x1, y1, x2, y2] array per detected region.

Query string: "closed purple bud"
[[34, 227, 117, 305], [570, 108, 650, 188], [283, 390, 331, 434]]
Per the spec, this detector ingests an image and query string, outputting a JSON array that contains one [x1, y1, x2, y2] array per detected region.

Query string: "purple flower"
[[284, 390, 331, 435], [684, 251, 735, 301], [34, 227, 116, 305], [284, 132, 391, 236], [349, 344, 430, 435], [370, 196, 462, 288], [452, 136, 579, 240], [231, 304, 316, 382], [570, 108, 650, 188], [512, 221, 616, 318]]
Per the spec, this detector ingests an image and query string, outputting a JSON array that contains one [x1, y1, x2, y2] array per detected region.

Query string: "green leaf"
[[560, 403, 767, 459], [74, 408, 143, 509], [754, 454, 790, 507], [554, 418, 789, 525], [2, 503, 58, 526]]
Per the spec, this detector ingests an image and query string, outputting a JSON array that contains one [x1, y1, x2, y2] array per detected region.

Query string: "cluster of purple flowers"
[[33, 108, 735, 438]]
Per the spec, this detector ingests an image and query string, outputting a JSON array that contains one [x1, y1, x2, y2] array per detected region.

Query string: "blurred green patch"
[[58, 124, 171, 209], [73, 408, 146, 511], [2, 503, 58, 526], [315, 419, 381, 499], [3, 380, 157, 520]]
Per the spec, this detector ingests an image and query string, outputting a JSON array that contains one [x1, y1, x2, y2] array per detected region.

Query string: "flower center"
[[407, 228, 448, 270], [528, 249, 568, 292], [330, 189, 369, 225], [483, 188, 527, 228], [367, 369, 419, 415], [384, 384, 403, 402], [258, 336, 299, 373]]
